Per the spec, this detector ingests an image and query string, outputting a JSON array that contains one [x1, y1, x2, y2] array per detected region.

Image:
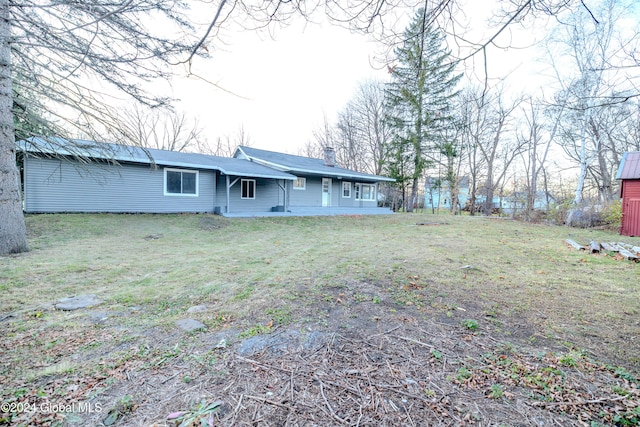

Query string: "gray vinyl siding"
[[289, 176, 323, 207], [288, 176, 378, 208], [215, 175, 285, 213], [24, 156, 215, 213]]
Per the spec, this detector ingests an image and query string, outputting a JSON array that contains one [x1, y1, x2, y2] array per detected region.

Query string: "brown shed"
[[617, 151, 640, 236]]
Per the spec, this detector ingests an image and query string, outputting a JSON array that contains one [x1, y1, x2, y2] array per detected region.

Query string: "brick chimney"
[[323, 147, 336, 167]]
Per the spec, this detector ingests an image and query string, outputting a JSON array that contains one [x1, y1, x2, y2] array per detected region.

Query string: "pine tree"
[[385, 7, 461, 212]]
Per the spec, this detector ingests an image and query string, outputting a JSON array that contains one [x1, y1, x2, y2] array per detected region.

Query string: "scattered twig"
[[243, 394, 293, 409], [531, 395, 627, 407], [236, 355, 293, 373], [396, 335, 435, 349], [317, 377, 348, 424]]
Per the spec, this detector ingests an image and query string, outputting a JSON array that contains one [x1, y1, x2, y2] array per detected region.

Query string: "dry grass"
[[1, 213, 639, 426]]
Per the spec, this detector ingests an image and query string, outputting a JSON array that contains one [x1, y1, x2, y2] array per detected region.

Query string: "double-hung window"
[[342, 182, 351, 198], [293, 177, 306, 190], [165, 168, 198, 196], [241, 179, 256, 199], [355, 183, 376, 201]]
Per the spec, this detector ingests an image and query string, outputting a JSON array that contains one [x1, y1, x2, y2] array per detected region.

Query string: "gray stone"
[[304, 331, 333, 352], [87, 311, 109, 324], [175, 318, 206, 332], [237, 330, 305, 356], [186, 305, 208, 313], [55, 294, 103, 311], [206, 329, 239, 351]]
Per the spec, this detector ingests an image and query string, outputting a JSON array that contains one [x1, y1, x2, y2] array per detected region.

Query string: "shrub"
[[602, 199, 622, 230], [546, 199, 573, 225]]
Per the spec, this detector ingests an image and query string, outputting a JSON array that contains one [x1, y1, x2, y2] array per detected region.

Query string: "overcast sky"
[[165, 3, 572, 156], [172, 20, 389, 155]]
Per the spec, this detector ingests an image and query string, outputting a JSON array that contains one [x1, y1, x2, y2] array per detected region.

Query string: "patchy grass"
[[1, 213, 639, 425]]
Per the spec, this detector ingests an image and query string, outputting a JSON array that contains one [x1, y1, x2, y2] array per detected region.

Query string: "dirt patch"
[[198, 216, 227, 231], [1, 284, 639, 426], [66, 316, 640, 426]]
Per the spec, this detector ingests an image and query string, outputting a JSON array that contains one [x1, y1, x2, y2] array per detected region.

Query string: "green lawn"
[[1, 213, 638, 425]]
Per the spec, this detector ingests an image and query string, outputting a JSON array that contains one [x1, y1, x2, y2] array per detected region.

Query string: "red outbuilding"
[[617, 151, 640, 236]]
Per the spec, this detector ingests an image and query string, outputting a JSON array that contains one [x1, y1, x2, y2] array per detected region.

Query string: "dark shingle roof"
[[616, 151, 640, 180], [18, 137, 296, 180], [235, 146, 395, 182]]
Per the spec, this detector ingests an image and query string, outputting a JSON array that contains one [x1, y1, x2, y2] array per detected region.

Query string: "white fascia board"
[[234, 147, 248, 159], [288, 167, 395, 182], [221, 170, 297, 180], [243, 156, 290, 172], [244, 154, 394, 182], [159, 161, 295, 180]]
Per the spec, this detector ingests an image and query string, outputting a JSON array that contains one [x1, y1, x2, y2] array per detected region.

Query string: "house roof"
[[616, 151, 640, 180], [17, 137, 297, 180], [235, 146, 395, 183]]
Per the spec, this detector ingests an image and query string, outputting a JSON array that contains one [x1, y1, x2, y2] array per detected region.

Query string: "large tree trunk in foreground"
[[0, 0, 29, 255]]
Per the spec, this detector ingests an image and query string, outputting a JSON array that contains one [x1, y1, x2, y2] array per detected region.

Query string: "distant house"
[[616, 151, 640, 236], [17, 138, 394, 217], [502, 191, 555, 215], [424, 176, 470, 210]]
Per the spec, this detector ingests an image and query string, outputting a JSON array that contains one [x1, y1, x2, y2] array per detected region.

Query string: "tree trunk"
[[483, 168, 494, 216], [0, 0, 29, 254], [407, 177, 418, 213], [527, 122, 538, 221]]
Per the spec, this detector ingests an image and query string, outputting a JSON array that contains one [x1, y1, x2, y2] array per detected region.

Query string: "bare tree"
[[323, 80, 391, 174], [516, 95, 563, 220], [335, 107, 365, 171], [547, 0, 639, 217], [474, 88, 523, 215], [299, 139, 324, 159], [207, 125, 253, 157], [109, 105, 205, 152], [349, 80, 392, 176], [1, 0, 201, 254], [457, 87, 488, 215], [1, 0, 620, 254], [307, 112, 335, 158]]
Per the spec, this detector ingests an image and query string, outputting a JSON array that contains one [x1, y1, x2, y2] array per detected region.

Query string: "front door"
[[322, 178, 332, 207]]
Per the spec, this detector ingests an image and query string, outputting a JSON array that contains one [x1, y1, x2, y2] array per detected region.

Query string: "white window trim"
[[293, 177, 306, 190], [355, 183, 376, 201], [164, 168, 199, 197], [342, 181, 351, 198], [241, 179, 256, 199]]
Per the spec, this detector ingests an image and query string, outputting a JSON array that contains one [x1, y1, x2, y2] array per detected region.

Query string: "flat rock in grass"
[[237, 331, 299, 356], [304, 331, 333, 352], [175, 318, 206, 332], [86, 311, 109, 324], [55, 294, 103, 311], [186, 304, 208, 313], [237, 330, 334, 356]]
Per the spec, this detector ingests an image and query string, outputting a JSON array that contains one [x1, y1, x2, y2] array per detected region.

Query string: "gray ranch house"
[[17, 137, 394, 217], [234, 146, 395, 216]]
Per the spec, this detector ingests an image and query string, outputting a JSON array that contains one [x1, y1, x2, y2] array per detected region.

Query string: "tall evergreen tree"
[[385, 7, 461, 212]]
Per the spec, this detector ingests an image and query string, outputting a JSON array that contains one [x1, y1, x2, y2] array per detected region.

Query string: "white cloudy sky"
[[172, 20, 389, 154], [166, 3, 558, 155]]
